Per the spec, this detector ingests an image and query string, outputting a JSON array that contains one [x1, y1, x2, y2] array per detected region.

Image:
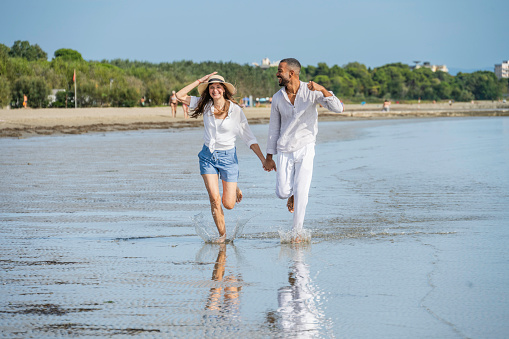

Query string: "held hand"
[[263, 159, 277, 172], [198, 72, 218, 84], [307, 81, 325, 92]]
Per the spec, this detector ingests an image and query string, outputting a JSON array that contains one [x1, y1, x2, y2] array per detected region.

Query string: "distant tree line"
[[0, 40, 507, 108]]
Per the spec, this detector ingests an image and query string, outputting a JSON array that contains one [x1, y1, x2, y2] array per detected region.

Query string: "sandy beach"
[[1, 101, 508, 138]]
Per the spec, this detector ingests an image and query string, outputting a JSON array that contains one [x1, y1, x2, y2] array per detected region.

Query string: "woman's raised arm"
[[176, 72, 218, 106]]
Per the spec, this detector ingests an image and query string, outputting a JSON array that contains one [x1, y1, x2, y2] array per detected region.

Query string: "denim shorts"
[[198, 145, 239, 182]]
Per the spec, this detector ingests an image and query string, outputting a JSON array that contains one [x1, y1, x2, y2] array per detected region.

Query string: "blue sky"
[[1, 0, 507, 72]]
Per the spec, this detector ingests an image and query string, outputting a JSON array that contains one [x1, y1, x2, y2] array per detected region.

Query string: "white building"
[[48, 89, 65, 103], [252, 58, 279, 69], [412, 61, 448, 73], [495, 60, 509, 79]]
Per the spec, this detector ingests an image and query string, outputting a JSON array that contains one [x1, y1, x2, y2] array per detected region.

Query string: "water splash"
[[192, 213, 251, 243], [278, 229, 312, 244]]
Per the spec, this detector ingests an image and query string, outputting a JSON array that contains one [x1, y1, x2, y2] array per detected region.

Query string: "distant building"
[[411, 61, 449, 73], [252, 58, 279, 69], [48, 89, 65, 103], [495, 60, 509, 79]]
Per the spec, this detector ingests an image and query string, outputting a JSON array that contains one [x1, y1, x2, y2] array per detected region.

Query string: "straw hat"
[[197, 75, 236, 95]]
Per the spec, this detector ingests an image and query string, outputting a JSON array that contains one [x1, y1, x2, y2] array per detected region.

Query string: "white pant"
[[275, 143, 315, 233]]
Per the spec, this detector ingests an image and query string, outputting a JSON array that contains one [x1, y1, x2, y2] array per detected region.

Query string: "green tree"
[[12, 76, 50, 108], [51, 90, 69, 108], [0, 45, 10, 79], [313, 75, 331, 89], [451, 87, 474, 102], [0, 76, 11, 108], [9, 40, 47, 61], [145, 77, 168, 105], [0, 43, 10, 56], [344, 62, 373, 97], [462, 71, 503, 100], [110, 75, 144, 107], [54, 48, 83, 62]]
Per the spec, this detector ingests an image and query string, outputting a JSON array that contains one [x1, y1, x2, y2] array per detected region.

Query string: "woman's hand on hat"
[[198, 72, 218, 84]]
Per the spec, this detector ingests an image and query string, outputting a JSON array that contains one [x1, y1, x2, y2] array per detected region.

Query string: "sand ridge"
[[1, 102, 507, 138]]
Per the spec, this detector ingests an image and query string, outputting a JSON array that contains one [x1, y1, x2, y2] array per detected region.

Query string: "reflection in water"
[[202, 244, 243, 332], [268, 245, 330, 338]]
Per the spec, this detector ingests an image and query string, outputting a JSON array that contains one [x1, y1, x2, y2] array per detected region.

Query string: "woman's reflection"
[[205, 243, 242, 316], [267, 244, 326, 337]]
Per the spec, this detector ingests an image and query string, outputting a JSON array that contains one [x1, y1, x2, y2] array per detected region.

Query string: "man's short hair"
[[280, 58, 301, 73]]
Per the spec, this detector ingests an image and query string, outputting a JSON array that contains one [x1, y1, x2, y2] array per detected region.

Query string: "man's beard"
[[278, 77, 289, 87]]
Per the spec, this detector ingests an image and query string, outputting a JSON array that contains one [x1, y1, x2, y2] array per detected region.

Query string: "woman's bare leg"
[[171, 103, 177, 118], [202, 174, 225, 237], [221, 181, 238, 210]]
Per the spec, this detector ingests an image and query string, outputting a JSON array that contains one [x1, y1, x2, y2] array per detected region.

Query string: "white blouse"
[[189, 96, 258, 152]]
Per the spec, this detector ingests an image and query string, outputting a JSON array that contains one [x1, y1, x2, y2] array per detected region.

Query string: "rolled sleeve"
[[318, 94, 344, 113], [189, 96, 199, 110], [238, 110, 258, 148], [266, 100, 281, 154]]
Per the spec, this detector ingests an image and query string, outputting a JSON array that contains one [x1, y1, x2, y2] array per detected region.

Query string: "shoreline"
[[1, 102, 508, 139]]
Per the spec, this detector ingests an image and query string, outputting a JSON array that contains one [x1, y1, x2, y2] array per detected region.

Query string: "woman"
[[176, 72, 265, 242], [170, 91, 178, 117], [182, 102, 190, 119]]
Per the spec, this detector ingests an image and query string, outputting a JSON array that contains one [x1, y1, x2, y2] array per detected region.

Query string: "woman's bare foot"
[[236, 187, 243, 203], [287, 195, 294, 213], [215, 234, 227, 244]]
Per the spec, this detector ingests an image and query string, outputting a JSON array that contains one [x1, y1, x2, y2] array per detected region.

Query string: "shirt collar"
[[281, 81, 304, 101]]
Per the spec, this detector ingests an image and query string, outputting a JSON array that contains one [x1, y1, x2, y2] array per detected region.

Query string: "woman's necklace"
[[214, 101, 228, 118]]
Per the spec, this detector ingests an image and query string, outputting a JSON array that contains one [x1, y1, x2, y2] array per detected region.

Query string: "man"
[[263, 58, 344, 242], [382, 99, 391, 112]]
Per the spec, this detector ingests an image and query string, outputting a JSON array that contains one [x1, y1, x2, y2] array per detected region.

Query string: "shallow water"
[[1, 117, 508, 338]]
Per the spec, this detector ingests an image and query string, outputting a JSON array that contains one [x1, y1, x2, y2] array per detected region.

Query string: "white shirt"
[[190, 96, 258, 152], [267, 81, 344, 154]]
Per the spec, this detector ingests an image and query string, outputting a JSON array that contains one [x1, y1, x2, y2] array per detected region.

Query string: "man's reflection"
[[205, 243, 242, 317], [267, 244, 326, 337]]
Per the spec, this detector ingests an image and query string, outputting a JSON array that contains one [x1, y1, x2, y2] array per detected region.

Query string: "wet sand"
[[1, 117, 508, 337], [1, 101, 508, 138]]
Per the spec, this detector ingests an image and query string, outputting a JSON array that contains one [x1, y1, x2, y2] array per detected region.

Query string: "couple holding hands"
[[176, 58, 344, 243]]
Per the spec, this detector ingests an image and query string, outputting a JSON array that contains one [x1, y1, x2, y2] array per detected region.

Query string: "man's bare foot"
[[236, 187, 243, 203], [287, 195, 294, 213], [290, 236, 301, 244]]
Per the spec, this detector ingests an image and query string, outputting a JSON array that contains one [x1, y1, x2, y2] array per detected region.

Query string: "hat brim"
[[198, 81, 236, 96]]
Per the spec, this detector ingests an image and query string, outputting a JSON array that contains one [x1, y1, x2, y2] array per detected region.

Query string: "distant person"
[[382, 99, 391, 112], [141, 97, 145, 106], [176, 72, 266, 243], [23, 94, 28, 108], [263, 58, 345, 243], [170, 91, 178, 118], [242, 96, 249, 107], [182, 102, 190, 118]]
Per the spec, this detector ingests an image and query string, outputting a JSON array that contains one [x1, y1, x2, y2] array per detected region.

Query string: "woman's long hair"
[[191, 84, 240, 119]]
